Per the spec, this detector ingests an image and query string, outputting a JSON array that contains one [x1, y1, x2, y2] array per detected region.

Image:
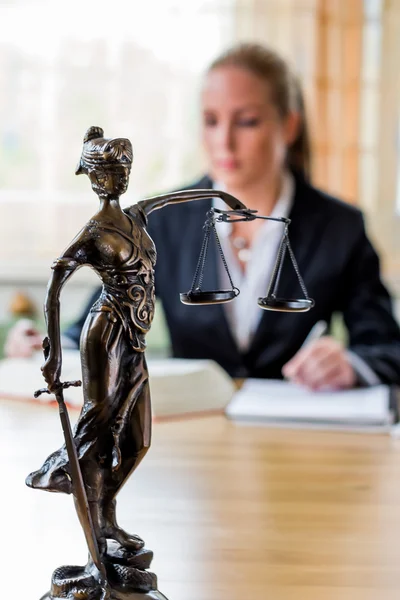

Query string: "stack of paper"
[[226, 379, 395, 432], [0, 351, 235, 419]]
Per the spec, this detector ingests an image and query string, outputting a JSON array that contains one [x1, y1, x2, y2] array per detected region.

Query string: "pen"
[[300, 320, 328, 349], [283, 320, 328, 381]]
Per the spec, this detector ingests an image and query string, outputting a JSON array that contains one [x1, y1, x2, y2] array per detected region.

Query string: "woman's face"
[[201, 66, 298, 189], [88, 165, 130, 198]]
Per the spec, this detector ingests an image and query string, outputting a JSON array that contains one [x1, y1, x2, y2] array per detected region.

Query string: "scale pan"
[[180, 289, 237, 305], [258, 297, 314, 312]]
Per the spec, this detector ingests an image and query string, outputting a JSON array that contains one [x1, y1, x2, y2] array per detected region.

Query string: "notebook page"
[[226, 379, 391, 425]]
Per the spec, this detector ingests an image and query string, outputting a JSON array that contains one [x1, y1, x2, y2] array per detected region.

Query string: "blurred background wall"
[[0, 0, 399, 328]]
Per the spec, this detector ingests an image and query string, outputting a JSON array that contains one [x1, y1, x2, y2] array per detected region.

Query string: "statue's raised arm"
[[133, 188, 247, 216]]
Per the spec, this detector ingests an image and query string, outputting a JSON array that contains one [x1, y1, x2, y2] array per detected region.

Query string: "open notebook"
[[226, 379, 397, 433], [0, 350, 235, 420]]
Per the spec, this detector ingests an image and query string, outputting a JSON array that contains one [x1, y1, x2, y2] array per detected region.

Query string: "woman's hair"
[[75, 126, 133, 175], [208, 43, 311, 179]]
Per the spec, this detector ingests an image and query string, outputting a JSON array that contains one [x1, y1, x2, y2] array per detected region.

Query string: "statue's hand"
[[41, 337, 61, 391]]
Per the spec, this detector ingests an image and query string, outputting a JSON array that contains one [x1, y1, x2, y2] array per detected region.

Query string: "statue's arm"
[[40, 261, 81, 390], [128, 189, 247, 217], [41, 227, 93, 390]]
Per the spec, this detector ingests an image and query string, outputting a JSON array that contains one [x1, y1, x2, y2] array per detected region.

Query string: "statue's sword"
[[34, 379, 107, 584]]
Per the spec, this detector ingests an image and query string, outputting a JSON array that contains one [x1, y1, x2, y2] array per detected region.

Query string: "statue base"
[[110, 592, 168, 599], [41, 591, 168, 599], [40, 542, 168, 600]]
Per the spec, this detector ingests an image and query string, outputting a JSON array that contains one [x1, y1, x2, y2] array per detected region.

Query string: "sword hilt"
[[34, 380, 82, 398]]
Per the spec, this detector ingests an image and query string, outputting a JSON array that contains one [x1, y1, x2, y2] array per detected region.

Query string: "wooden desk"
[[2, 400, 400, 600]]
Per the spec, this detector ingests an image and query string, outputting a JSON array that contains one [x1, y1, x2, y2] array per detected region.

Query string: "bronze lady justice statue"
[[26, 126, 247, 600]]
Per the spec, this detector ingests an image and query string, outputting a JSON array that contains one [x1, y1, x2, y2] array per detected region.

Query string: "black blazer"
[[66, 173, 400, 384]]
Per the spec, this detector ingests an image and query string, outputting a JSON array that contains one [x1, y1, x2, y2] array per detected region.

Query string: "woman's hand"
[[41, 337, 62, 391], [4, 319, 43, 358], [282, 336, 357, 391]]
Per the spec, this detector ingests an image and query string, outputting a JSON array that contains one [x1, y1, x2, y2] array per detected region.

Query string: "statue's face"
[[88, 165, 130, 198]]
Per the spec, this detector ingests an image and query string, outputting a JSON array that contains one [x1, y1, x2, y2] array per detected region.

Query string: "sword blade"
[[55, 388, 105, 577]]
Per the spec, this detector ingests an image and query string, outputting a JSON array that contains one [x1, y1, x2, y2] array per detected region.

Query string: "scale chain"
[[213, 222, 238, 295], [190, 222, 211, 293], [285, 235, 310, 300]]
